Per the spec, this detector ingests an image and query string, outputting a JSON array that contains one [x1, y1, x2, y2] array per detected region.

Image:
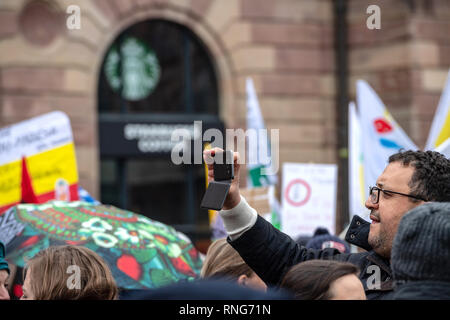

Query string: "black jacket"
[[228, 215, 394, 300], [384, 281, 450, 300]]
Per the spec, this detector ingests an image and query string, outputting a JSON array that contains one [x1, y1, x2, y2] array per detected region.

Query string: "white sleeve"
[[218, 195, 258, 241]]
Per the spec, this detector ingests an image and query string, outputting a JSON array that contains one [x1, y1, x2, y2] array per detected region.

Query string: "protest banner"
[[281, 163, 337, 239], [0, 111, 79, 213]]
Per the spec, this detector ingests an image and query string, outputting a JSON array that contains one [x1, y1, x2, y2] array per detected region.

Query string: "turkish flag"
[[21, 156, 38, 204]]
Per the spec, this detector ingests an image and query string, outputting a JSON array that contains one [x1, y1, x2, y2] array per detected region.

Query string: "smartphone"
[[213, 150, 234, 181], [200, 181, 231, 211], [200, 150, 234, 210]]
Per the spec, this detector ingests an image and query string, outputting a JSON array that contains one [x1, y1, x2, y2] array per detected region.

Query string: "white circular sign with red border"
[[284, 179, 311, 207]]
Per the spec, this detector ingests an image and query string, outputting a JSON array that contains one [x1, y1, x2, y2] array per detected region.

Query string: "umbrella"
[[0, 201, 203, 289]]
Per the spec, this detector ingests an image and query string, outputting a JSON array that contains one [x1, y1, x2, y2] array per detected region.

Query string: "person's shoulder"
[[337, 251, 371, 265], [120, 279, 293, 300]]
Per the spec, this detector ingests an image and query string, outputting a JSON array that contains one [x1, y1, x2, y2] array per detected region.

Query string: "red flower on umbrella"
[[170, 257, 196, 277], [188, 247, 198, 260], [117, 254, 142, 281], [18, 235, 40, 249], [154, 235, 168, 245]]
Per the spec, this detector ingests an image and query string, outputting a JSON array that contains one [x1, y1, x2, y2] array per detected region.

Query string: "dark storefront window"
[[98, 20, 221, 243], [98, 19, 218, 115]]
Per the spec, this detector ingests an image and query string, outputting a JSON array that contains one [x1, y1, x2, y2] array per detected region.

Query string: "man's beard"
[[368, 227, 391, 258], [368, 232, 383, 250]]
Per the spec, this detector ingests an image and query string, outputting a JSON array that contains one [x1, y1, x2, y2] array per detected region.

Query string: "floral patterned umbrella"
[[0, 201, 203, 289]]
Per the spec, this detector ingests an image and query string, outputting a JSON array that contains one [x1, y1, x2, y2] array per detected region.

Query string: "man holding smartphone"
[[202, 147, 450, 299]]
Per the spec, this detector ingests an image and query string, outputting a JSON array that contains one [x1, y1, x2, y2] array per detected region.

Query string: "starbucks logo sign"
[[104, 37, 161, 101]]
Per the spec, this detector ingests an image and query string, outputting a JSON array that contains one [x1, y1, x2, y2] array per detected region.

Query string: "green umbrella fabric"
[[0, 201, 203, 289]]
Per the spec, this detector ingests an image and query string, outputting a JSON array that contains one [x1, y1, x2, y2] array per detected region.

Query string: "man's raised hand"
[[203, 147, 241, 210]]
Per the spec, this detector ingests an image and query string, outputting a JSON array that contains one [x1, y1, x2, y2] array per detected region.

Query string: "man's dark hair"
[[389, 150, 450, 202], [279, 260, 360, 300]]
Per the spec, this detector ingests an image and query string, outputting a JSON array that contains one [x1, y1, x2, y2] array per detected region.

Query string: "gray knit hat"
[[391, 202, 450, 283]]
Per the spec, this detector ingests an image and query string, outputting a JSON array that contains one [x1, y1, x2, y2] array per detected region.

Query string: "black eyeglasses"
[[368, 186, 427, 204]]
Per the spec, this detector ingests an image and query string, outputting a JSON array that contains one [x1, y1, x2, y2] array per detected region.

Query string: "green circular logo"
[[104, 37, 161, 101]]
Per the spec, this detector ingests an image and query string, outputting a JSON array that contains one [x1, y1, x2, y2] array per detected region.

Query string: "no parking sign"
[[281, 163, 337, 239]]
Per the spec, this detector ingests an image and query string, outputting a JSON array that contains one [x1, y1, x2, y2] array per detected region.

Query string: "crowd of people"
[[0, 149, 449, 300]]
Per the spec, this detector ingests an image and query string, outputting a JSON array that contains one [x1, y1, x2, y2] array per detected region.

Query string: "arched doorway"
[[97, 19, 223, 243]]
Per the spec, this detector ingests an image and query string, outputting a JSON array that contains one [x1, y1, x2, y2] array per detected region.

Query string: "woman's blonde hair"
[[24, 245, 118, 300], [200, 238, 254, 280]]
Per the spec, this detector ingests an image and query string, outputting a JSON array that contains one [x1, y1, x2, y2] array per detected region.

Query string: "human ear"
[[237, 274, 248, 286]]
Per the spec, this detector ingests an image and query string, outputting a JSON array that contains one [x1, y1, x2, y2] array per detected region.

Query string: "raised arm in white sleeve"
[[218, 195, 258, 241]]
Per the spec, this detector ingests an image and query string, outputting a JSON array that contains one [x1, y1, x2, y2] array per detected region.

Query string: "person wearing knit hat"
[[306, 227, 350, 254], [388, 202, 450, 299], [0, 242, 11, 300]]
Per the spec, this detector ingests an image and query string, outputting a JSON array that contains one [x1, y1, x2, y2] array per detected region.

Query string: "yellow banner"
[[0, 159, 22, 206], [0, 143, 78, 207]]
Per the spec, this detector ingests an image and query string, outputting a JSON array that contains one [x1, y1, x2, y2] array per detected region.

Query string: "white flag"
[[357, 80, 418, 192], [425, 70, 450, 151], [246, 77, 280, 229], [246, 77, 277, 187], [348, 102, 370, 221]]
